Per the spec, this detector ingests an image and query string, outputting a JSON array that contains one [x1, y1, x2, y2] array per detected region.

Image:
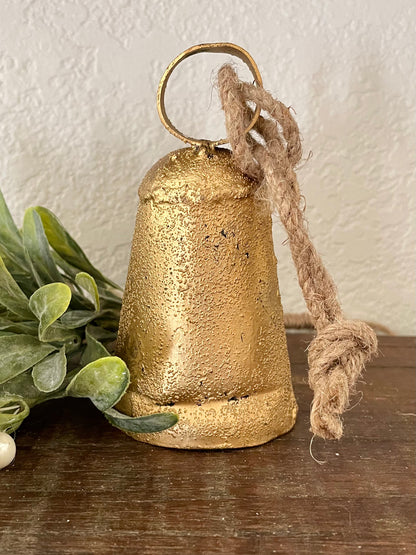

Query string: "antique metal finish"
[[157, 42, 263, 148], [116, 147, 297, 449]]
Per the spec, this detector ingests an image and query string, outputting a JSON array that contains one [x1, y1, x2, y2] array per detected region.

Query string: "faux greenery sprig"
[[0, 190, 177, 447]]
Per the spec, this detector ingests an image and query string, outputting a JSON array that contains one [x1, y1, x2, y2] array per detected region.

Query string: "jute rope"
[[218, 65, 378, 440], [284, 312, 394, 336]]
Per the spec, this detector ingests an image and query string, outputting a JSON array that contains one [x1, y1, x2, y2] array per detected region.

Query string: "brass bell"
[[116, 44, 297, 449]]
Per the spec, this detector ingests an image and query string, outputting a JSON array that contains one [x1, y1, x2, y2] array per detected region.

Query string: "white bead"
[[0, 432, 16, 470]]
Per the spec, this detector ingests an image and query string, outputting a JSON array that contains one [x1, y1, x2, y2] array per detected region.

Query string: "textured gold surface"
[[116, 147, 297, 449]]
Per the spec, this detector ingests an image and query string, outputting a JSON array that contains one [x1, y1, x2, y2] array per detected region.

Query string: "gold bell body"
[[116, 146, 297, 449]]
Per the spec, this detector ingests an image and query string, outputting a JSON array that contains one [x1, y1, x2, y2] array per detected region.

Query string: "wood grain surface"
[[1, 334, 415, 554]]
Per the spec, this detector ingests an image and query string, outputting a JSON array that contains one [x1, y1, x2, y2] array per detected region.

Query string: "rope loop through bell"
[[217, 62, 378, 440]]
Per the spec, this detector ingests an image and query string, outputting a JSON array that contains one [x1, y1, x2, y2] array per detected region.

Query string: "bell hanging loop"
[[156, 42, 263, 148]]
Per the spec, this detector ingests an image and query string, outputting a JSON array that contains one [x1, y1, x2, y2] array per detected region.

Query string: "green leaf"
[[0, 334, 56, 384], [0, 396, 30, 433], [0, 190, 25, 264], [75, 272, 100, 311], [0, 255, 33, 319], [104, 408, 178, 433], [60, 310, 97, 329], [0, 370, 37, 402], [66, 356, 129, 411], [32, 347, 67, 393], [81, 327, 110, 366], [0, 369, 65, 408], [40, 323, 81, 350], [0, 242, 34, 285], [0, 318, 38, 336], [86, 324, 117, 343], [93, 309, 120, 330], [51, 250, 79, 279], [34, 206, 120, 289], [29, 283, 72, 341], [23, 207, 63, 286], [95, 285, 122, 306]]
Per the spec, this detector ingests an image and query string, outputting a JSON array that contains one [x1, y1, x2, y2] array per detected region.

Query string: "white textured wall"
[[1, 0, 415, 334]]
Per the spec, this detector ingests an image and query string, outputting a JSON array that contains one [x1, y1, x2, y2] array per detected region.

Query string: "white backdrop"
[[1, 0, 415, 334]]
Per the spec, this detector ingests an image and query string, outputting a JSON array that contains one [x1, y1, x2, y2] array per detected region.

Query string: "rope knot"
[[218, 64, 302, 180], [308, 320, 378, 439]]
